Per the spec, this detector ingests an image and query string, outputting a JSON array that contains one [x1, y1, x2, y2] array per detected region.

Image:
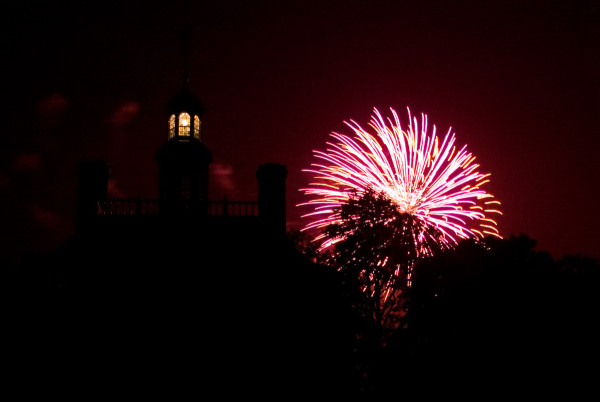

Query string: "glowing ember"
[[298, 107, 502, 253]]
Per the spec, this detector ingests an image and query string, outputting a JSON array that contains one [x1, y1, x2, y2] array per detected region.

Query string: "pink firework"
[[299, 107, 502, 252]]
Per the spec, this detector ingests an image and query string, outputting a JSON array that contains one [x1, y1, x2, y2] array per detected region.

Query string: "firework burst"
[[298, 107, 502, 253]]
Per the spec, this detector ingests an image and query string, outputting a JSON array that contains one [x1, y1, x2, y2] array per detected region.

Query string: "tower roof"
[[166, 81, 204, 117]]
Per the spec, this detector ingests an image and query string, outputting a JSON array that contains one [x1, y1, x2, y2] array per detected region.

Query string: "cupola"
[[166, 80, 204, 141], [155, 80, 212, 215]]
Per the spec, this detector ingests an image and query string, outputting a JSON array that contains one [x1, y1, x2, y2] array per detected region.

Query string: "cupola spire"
[[155, 30, 212, 215], [166, 29, 204, 142], [180, 28, 191, 90]]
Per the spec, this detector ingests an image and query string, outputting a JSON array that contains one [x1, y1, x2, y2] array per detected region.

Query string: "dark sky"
[[1, 0, 598, 263]]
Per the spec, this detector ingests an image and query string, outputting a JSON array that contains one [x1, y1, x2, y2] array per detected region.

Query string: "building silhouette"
[[15, 80, 357, 397], [77, 79, 287, 240]]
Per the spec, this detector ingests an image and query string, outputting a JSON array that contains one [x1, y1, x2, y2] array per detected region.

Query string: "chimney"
[[256, 163, 287, 237], [76, 159, 109, 233]]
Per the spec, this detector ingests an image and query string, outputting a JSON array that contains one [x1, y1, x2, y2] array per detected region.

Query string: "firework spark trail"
[[298, 106, 502, 252]]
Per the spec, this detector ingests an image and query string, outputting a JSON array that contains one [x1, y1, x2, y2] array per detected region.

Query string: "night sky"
[[1, 0, 598, 264]]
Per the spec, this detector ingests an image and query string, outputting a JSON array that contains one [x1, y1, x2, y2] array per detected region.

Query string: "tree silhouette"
[[293, 188, 600, 397], [374, 233, 600, 397], [322, 188, 447, 340], [309, 187, 447, 393]]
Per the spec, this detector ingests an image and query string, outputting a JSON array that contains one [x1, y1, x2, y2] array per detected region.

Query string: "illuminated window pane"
[[169, 114, 176, 139], [179, 112, 191, 136], [194, 115, 200, 140]]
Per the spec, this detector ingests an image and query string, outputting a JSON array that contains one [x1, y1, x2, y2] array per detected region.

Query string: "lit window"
[[194, 115, 200, 140], [179, 112, 191, 136], [169, 114, 176, 139]]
